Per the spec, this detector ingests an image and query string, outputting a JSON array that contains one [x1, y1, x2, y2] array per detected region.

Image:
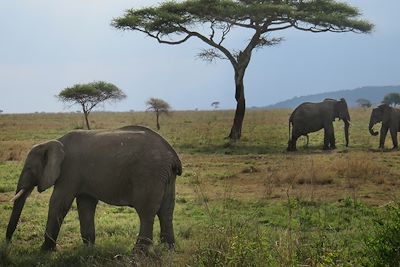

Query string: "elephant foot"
[[40, 242, 57, 252], [286, 140, 296, 152], [286, 146, 297, 152], [133, 236, 154, 256], [330, 145, 336, 150], [82, 240, 95, 247], [165, 242, 175, 250], [160, 236, 175, 250]]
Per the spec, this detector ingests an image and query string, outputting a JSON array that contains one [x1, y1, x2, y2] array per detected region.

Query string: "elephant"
[[368, 104, 400, 149], [5, 125, 182, 253], [287, 98, 350, 151]]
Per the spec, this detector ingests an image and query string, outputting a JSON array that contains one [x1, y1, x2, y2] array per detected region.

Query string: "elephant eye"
[[25, 165, 37, 175]]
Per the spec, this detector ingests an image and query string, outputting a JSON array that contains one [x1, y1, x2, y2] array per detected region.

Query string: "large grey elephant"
[[6, 126, 182, 252], [369, 104, 400, 149], [287, 98, 350, 151]]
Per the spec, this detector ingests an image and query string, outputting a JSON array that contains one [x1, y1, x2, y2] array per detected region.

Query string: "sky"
[[0, 0, 399, 113]]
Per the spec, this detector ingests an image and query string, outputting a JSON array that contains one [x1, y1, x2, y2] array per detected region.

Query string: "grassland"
[[1, 108, 400, 266]]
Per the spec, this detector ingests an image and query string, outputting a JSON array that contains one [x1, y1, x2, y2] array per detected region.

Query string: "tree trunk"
[[228, 69, 246, 141], [84, 111, 91, 130], [81, 104, 91, 130], [156, 112, 160, 130]]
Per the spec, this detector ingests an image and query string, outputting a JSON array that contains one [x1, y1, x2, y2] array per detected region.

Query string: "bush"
[[191, 224, 272, 267], [364, 202, 400, 266]]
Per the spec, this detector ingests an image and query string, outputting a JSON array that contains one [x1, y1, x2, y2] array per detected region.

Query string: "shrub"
[[191, 224, 272, 267], [364, 202, 400, 266]]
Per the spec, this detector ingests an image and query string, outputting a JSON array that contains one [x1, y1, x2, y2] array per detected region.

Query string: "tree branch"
[[267, 23, 294, 32], [182, 28, 238, 68], [219, 22, 231, 45], [293, 23, 353, 33], [130, 27, 193, 45], [209, 20, 216, 42]]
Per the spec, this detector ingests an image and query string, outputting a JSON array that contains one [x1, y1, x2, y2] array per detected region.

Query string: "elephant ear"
[[379, 103, 391, 111], [38, 140, 65, 193], [333, 99, 342, 118], [377, 104, 390, 117]]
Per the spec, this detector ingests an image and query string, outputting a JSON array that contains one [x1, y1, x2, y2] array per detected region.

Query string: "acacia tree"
[[58, 81, 126, 129], [356, 98, 371, 109], [146, 97, 171, 130], [211, 101, 220, 109], [382, 93, 400, 107], [113, 0, 373, 141]]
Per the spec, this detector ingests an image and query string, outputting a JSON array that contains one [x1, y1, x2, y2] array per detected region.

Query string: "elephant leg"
[[134, 212, 155, 253], [389, 127, 398, 149], [41, 190, 75, 251], [288, 132, 300, 151], [157, 179, 176, 248], [76, 194, 98, 246], [286, 140, 293, 151], [329, 133, 336, 149], [323, 124, 333, 150], [379, 127, 389, 149]]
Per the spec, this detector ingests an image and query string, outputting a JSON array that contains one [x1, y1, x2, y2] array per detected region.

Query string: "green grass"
[[1, 109, 400, 266]]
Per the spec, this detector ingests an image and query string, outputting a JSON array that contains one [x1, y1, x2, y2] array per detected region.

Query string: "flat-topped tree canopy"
[[58, 81, 126, 130], [113, 0, 373, 50], [113, 0, 373, 140]]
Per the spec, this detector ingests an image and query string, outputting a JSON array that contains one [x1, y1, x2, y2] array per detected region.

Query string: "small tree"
[[356, 98, 372, 109], [146, 98, 171, 130], [58, 81, 126, 129], [382, 93, 400, 107], [211, 101, 220, 109]]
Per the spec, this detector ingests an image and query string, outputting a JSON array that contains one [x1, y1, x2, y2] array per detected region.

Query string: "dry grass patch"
[[336, 153, 386, 180], [0, 142, 34, 162], [272, 158, 337, 187]]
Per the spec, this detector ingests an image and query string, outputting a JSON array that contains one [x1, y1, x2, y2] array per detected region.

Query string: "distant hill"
[[266, 85, 400, 109]]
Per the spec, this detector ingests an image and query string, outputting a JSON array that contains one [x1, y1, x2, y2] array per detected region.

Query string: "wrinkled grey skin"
[[287, 98, 350, 151], [6, 126, 182, 253], [369, 104, 400, 149]]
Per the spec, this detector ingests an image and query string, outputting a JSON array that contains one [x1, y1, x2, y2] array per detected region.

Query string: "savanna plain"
[[1, 108, 400, 266]]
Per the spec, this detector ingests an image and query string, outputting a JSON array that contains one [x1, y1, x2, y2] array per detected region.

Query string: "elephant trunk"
[[6, 187, 33, 242], [344, 120, 350, 147], [369, 120, 379, 136]]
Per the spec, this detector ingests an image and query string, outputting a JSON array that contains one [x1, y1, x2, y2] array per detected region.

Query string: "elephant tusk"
[[10, 189, 25, 202]]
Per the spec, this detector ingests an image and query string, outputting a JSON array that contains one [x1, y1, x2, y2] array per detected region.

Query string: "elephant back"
[[119, 125, 182, 176], [289, 102, 315, 122]]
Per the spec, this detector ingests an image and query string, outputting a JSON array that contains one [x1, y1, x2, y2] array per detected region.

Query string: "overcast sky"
[[0, 0, 399, 113]]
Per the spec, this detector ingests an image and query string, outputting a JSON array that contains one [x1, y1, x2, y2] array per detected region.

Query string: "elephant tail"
[[173, 157, 182, 176], [288, 108, 297, 141], [288, 118, 292, 144]]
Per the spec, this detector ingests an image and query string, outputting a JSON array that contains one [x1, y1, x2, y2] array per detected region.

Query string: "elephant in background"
[[6, 126, 182, 253], [287, 98, 350, 151], [369, 104, 400, 149]]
